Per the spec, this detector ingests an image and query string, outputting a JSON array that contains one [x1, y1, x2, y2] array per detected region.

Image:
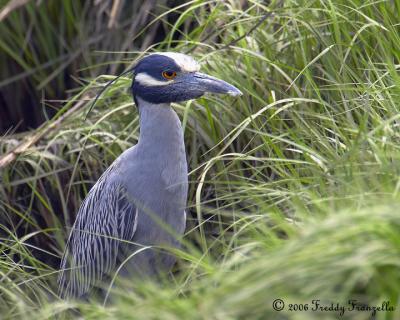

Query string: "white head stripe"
[[155, 52, 200, 72], [135, 73, 171, 86]]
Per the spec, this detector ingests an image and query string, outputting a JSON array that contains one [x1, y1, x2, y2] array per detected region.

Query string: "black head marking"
[[133, 54, 182, 81], [132, 54, 195, 104]]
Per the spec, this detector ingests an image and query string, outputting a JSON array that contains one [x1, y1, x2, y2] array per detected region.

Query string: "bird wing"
[[58, 178, 137, 299]]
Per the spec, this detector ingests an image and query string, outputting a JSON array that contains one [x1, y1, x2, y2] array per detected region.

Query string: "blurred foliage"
[[0, 0, 186, 133], [1, 0, 400, 319]]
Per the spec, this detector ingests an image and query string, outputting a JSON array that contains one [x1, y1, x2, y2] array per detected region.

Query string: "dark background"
[[0, 0, 190, 134]]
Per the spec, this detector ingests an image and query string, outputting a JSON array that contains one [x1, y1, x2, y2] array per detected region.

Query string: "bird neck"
[[136, 97, 185, 156]]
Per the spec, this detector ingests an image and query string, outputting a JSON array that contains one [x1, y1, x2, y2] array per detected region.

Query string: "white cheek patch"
[[135, 73, 172, 86], [157, 52, 200, 72]]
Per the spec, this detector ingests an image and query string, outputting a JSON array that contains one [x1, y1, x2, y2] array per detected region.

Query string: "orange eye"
[[162, 71, 177, 80]]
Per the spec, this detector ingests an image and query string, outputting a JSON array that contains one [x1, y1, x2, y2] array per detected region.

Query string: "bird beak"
[[191, 72, 242, 97]]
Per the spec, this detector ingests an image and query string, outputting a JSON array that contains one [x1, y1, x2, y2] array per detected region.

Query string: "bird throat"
[[135, 97, 188, 196], [136, 97, 186, 165]]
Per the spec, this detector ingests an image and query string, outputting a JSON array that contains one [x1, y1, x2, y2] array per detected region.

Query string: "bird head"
[[131, 52, 242, 104]]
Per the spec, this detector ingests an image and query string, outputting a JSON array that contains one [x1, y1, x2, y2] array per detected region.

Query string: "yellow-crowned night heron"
[[58, 52, 242, 299]]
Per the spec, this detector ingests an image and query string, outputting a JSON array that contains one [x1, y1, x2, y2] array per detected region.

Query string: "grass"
[[1, 0, 400, 319], [0, 0, 178, 133]]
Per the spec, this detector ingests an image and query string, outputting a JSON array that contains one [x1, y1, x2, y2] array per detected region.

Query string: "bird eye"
[[162, 71, 177, 80]]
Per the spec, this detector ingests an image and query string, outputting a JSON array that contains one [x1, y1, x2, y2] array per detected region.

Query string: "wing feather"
[[58, 178, 137, 299]]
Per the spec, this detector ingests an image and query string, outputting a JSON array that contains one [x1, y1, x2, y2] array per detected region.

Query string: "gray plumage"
[[58, 52, 241, 299]]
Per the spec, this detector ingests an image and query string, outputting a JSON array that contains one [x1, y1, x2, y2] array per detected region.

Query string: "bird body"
[[119, 98, 188, 274], [58, 52, 241, 299]]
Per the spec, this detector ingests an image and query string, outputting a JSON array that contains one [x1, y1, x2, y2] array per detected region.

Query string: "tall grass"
[[1, 0, 400, 319], [0, 0, 179, 133]]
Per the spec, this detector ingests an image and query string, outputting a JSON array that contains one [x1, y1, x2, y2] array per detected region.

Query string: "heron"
[[58, 52, 242, 299]]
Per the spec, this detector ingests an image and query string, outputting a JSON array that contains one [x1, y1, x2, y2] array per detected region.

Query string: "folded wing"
[[58, 180, 137, 299]]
